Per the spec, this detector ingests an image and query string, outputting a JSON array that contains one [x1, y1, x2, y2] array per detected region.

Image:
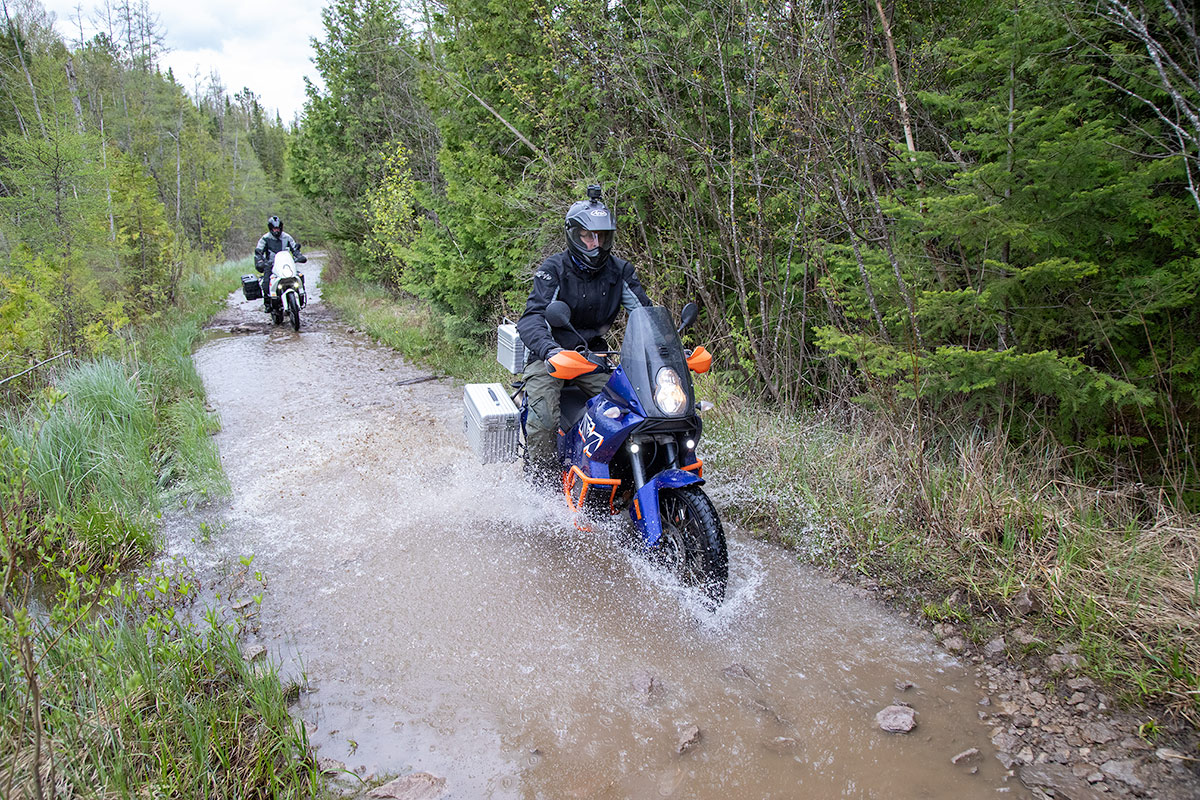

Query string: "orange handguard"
[[547, 350, 599, 380], [686, 345, 712, 373]]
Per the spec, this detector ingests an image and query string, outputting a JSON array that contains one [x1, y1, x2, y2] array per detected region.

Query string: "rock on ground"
[[1019, 763, 1106, 800], [366, 772, 446, 799], [875, 705, 918, 733], [676, 725, 701, 754]]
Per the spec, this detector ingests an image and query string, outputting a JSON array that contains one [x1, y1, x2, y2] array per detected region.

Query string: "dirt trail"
[[169, 258, 1043, 798]]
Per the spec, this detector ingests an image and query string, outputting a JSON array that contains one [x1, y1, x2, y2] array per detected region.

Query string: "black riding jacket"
[[517, 251, 652, 362], [254, 231, 302, 271]]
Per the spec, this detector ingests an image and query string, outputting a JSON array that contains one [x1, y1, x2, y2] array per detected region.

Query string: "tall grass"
[[702, 396, 1200, 721], [1, 261, 241, 563], [0, 520, 319, 799], [1, 258, 320, 798]]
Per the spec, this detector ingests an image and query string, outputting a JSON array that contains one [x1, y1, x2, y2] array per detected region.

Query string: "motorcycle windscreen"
[[620, 306, 695, 419]]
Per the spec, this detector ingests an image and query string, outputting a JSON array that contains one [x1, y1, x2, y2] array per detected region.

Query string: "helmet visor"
[[568, 227, 613, 253]]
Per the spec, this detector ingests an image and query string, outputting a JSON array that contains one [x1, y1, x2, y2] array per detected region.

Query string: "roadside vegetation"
[[1, 260, 322, 798]]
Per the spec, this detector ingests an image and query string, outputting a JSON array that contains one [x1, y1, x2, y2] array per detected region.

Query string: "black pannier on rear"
[[241, 275, 263, 301]]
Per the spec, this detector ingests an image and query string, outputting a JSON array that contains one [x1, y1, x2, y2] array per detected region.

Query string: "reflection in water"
[[173, 262, 1024, 798]]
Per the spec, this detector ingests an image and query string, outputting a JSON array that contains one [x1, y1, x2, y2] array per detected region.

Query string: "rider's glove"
[[545, 347, 563, 373]]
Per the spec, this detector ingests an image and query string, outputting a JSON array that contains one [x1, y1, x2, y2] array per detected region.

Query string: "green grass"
[[1, 257, 321, 798], [0, 553, 320, 798], [320, 276, 504, 383]]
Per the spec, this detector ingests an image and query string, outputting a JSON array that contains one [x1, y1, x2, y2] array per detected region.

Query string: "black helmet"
[[267, 215, 283, 236], [564, 185, 615, 273]]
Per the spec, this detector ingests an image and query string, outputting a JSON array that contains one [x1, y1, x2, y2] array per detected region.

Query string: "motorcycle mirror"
[[678, 302, 700, 332], [545, 300, 572, 328]]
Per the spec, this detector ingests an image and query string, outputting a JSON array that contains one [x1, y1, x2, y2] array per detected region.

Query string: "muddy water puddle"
[[173, 260, 1025, 798]]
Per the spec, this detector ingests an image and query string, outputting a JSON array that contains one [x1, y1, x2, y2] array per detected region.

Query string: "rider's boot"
[[523, 456, 560, 493]]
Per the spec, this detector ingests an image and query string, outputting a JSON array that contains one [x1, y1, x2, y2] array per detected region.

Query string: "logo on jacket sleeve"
[[536, 270, 554, 281]]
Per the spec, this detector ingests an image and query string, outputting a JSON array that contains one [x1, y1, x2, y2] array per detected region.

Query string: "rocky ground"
[[965, 633, 1199, 800], [906, 603, 1199, 799]]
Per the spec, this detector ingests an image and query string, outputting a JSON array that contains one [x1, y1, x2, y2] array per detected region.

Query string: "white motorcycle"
[[265, 251, 307, 330]]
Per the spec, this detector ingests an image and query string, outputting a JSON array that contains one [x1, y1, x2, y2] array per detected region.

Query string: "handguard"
[[686, 345, 713, 373], [547, 350, 598, 380]]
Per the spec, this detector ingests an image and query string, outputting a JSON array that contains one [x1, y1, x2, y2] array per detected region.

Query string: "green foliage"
[[290, 0, 428, 249], [112, 154, 178, 315], [362, 142, 418, 283], [292, 0, 1200, 498]]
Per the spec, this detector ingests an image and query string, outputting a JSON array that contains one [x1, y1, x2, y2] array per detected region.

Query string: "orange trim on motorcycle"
[[682, 459, 704, 478], [561, 470, 594, 532], [547, 350, 599, 380], [563, 465, 621, 516], [686, 346, 712, 373]]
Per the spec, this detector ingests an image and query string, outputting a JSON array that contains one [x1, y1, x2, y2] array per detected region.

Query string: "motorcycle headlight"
[[653, 367, 688, 415]]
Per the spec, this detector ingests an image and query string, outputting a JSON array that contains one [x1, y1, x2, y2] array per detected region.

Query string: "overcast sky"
[[42, 0, 328, 124]]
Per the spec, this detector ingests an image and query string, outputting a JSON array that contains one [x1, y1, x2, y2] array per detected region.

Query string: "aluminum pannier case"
[[464, 383, 519, 464], [241, 275, 263, 301], [497, 322, 528, 374]]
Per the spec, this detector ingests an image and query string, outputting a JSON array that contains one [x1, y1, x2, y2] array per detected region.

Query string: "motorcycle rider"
[[254, 215, 306, 310], [516, 185, 652, 487]]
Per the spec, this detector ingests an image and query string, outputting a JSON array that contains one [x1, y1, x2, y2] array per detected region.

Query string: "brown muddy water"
[[170, 258, 1028, 798]]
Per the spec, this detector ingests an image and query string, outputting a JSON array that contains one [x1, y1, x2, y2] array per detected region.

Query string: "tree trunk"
[[3, 0, 46, 138], [832, 175, 890, 342], [873, 0, 921, 185], [65, 57, 86, 134]]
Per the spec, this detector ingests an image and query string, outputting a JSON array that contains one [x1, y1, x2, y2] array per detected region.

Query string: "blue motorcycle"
[[528, 300, 728, 604]]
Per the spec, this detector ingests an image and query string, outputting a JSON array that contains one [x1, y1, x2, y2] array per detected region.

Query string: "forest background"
[[1, 0, 1198, 765], [0, 0, 315, 387]]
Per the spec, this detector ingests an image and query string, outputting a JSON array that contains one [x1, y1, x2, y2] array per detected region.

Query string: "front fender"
[[280, 286, 305, 307], [629, 469, 704, 547]]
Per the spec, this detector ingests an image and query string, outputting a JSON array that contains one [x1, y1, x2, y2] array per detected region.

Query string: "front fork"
[[624, 435, 702, 547]]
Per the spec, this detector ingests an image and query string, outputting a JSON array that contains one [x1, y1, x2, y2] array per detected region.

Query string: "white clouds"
[[42, 0, 327, 123]]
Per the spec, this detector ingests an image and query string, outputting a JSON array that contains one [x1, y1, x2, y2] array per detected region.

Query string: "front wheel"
[[651, 485, 728, 604], [287, 292, 301, 331]]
